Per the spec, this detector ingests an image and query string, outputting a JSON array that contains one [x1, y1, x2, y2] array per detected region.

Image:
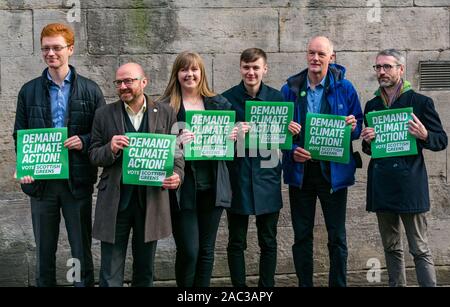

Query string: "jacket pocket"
[[372, 159, 410, 205]]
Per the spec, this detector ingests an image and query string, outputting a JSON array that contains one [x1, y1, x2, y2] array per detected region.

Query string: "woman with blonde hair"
[[159, 51, 233, 287]]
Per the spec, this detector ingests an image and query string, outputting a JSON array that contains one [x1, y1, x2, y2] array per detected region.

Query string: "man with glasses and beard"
[[89, 62, 184, 287], [361, 49, 447, 287]]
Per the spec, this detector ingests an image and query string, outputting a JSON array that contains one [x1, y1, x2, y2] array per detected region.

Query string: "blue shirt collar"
[[47, 69, 72, 85], [306, 75, 326, 90]]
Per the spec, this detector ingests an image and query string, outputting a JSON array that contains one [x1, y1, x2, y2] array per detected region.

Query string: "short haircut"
[[376, 49, 406, 66], [40, 23, 75, 46], [240, 48, 267, 63], [308, 36, 334, 55]]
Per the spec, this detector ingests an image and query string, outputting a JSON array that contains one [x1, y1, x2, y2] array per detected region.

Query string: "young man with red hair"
[[13, 23, 105, 287]]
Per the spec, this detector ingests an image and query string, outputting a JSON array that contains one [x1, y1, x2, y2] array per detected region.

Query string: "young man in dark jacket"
[[281, 36, 363, 287], [361, 49, 448, 287], [222, 48, 300, 287], [13, 23, 105, 287]]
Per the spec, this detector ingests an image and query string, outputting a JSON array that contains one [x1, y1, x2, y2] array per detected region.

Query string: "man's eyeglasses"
[[113, 78, 141, 88], [373, 64, 401, 72], [41, 45, 70, 53]]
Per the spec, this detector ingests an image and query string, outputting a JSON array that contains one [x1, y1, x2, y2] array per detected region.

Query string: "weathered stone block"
[[280, 8, 449, 52], [334, 52, 380, 105], [70, 55, 119, 97], [84, 0, 168, 9], [33, 9, 88, 55], [168, 0, 413, 9], [0, 199, 33, 286], [168, 0, 288, 8], [0, 10, 33, 57], [0, 96, 17, 194], [87, 8, 278, 54], [0, 0, 62, 9], [414, 0, 450, 6], [1, 57, 46, 97]]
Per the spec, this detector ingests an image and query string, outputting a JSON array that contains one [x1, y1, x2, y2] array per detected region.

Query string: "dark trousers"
[[289, 161, 348, 287], [171, 189, 223, 287], [99, 195, 157, 287], [227, 211, 279, 287], [30, 180, 94, 287]]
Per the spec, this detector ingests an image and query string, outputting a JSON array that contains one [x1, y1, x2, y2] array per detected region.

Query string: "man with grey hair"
[[361, 49, 447, 287], [281, 36, 363, 287]]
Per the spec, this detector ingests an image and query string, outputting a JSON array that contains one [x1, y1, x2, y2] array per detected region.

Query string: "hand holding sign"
[[345, 115, 357, 132], [233, 122, 251, 142], [162, 172, 181, 189], [14, 170, 34, 184], [408, 113, 428, 141], [64, 135, 83, 151], [293, 147, 311, 163], [180, 129, 195, 145], [238, 122, 251, 135], [111, 135, 129, 154], [288, 121, 301, 136], [229, 126, 239, 141], [361, 127, 376, 144]]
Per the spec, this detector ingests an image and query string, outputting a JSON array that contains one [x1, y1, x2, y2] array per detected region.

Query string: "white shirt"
[[124, 97, 147, 131]]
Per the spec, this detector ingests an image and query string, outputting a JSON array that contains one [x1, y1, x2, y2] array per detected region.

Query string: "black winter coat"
[[13, 65, 106, 199], [362, 90, 447, 213]]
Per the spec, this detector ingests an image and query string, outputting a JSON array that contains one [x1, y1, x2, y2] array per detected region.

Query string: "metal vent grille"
[[419, 61, 450, 91]]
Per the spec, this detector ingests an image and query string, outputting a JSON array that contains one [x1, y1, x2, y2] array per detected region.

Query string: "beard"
[[119, 89, 135, 103], [378, 76, 398, 88]]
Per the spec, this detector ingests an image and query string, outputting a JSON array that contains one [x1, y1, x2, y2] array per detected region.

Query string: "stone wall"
[[0, 0, 449, 286]]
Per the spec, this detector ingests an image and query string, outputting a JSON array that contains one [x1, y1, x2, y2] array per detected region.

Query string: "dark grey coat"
[[222, 81, 283, 216], [89, 95, 185, 243]]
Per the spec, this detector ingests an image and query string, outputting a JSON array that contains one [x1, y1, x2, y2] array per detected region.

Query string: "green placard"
[[304, 113, 352, 164], [366, 107, 417, 158], [245, 101, 294, 150], [184, 110, 236, 161], [122, 133, 176, 186], [16, 128, 69, 179]]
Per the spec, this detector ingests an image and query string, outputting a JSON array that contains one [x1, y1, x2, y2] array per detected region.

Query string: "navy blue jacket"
[[222, 81, 283, 215], [13, 66, 106, 198], [280, 64, 363, 191], [363, 89, 447, 213]]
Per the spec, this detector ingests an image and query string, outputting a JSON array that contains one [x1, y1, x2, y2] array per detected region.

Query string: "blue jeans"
[[289, 161, 348, 287]]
